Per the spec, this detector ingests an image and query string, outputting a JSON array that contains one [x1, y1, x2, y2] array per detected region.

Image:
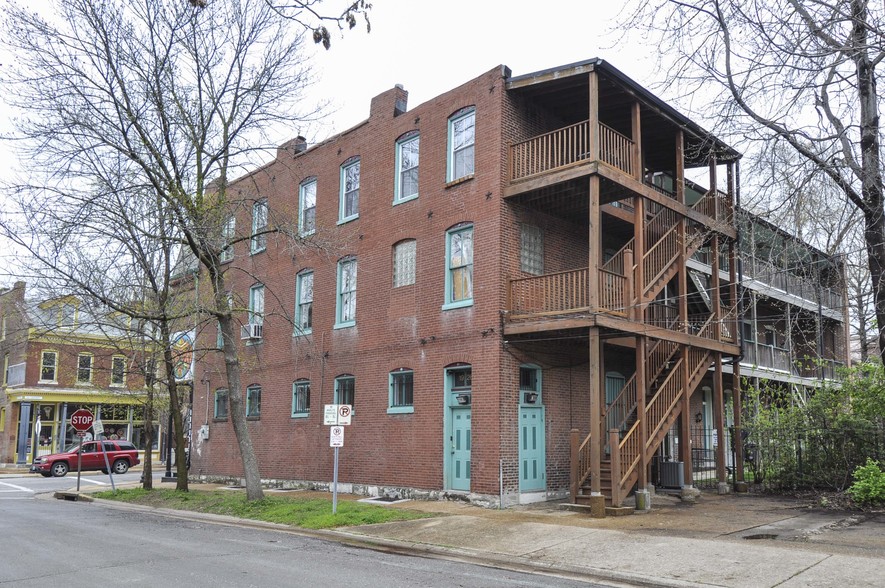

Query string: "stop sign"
[[70, 408, 94, 432]]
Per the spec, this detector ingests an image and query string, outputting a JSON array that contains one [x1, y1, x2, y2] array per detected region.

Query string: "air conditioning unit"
[[240, 323, 263, 340]]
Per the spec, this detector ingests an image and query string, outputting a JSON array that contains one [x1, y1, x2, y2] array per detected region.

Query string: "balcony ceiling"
[[507, 60, 739, 170]]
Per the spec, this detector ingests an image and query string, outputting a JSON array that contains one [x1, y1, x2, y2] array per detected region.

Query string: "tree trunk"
[[211, 269, 264, 501], [159, 320, 189, 492]]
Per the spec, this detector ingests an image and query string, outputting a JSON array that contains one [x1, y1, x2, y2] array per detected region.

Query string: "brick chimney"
[[370, 84, 408, 119], [277, 135, 308, 159]]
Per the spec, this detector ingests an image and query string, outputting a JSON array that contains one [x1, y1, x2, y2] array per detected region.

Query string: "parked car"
[[30, 440, 140, 477]]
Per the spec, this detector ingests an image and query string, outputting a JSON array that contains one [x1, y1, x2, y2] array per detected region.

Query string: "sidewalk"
[[80, 479, 885, 587]]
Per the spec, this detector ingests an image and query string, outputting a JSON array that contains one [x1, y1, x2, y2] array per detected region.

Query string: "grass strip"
[[94, 488, 434, 529]]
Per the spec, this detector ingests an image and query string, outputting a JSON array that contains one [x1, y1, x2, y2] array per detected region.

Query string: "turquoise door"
[[519, 406, 545, 492], [449, 407, 471, 491]]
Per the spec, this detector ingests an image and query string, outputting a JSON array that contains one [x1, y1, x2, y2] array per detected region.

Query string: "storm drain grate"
[[743, 533, 779, 540]]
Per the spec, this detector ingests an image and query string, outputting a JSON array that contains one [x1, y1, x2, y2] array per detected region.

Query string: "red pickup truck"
[[30, 440, 140, 477]]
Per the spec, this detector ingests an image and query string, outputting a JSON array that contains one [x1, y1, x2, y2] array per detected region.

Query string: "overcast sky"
[[0, 0, 656, 285]]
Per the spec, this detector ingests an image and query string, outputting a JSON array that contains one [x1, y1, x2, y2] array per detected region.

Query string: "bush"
[[847, 458, 885, 506]]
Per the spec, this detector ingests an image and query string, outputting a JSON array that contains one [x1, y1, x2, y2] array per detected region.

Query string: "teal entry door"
[[519, 406, 546, 492], [448, 407, 472, 491]]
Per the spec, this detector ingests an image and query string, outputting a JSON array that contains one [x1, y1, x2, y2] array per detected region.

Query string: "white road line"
[[77, 478, 109, 486], [0, 481, 34, 493]]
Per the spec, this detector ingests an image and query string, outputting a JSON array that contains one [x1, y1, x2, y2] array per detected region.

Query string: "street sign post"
[[323, 406, 351, 515], [70, 409, 94, 492], [329, 425, 345, 514]]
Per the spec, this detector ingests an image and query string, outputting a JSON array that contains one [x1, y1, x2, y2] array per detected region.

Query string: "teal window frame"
[[447, 107, 475, 182], [246, 385, 261, 418], [335, 257, 357, 328], [334, 375, 355, 408], [214, 388, 229, 420], [292, 380, 310, 418], [338, 158, 360, 224], [519, 365, 542, 406], [299, 178, 317, 236], [388, 368, 414, 414], [295, 271, 313, 335], [250, 199, 268, 254], [220, 216, 235, 262], [394, 133, 419, 204], [443, 224, 473, 310]]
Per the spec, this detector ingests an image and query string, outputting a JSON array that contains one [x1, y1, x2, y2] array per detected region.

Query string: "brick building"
[[0, 281, 159, 465], [190, 58, 847, 507]]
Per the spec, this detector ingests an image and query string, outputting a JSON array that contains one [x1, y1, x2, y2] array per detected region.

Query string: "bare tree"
[[623, 0, 885, 362], [1, 0, 365, 500], [1, 170, 199, 490]]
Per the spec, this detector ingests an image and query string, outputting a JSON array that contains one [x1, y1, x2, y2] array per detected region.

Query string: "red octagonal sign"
[[70, 408, 94, 432]]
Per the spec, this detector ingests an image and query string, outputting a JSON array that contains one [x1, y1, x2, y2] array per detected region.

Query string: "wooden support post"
[[570, 428, 580, 503], [680, 346, 693, 486], [625, 248, 635, 319], [588, 71, 599, 162], [732, 366, 745, 484], [675, 130, 685, 204], [632, 101, 643, 182], [634, 196, 645, 317], [589, 176, 601, 311], [709, 156, 718, 218], [712, 234, 721, 340], [714, 353, 727, 484], [589, 327, 602, 495], [636, 336, 648, 489], [609, 428, 621, 506]]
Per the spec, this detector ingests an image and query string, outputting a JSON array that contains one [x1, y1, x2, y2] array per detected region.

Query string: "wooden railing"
[[604, 374, 637, 434], [509, 120, 636, 182], [645, 357, 686, 448], [599, 123, 635, 176], [509, 120, 591, 181], [509, 268, 589, 316], [612, 422, 641, 504], [599, 269, 628, 315]]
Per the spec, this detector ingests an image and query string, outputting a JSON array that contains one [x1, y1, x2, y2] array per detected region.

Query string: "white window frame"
[[251, 199, 268, 254], [299, 178, 317, 236], [295, 271, 313, 335], [388, 368, 414, 414], [292, 380, 310, 418], [249, 284, 265, 327], [447, 107, 475, 182], [394, 133, 419, 204], [443, 224, 474, 310], [338, 158, 360, 223], [393, 240, 416, 288], [335, 257, 357, 328]]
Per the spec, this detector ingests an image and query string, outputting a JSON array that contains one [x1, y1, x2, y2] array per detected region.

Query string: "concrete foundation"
[[718, 482, 731, 495], [680, 486, 701, 502], [635, 489, 652, 512]]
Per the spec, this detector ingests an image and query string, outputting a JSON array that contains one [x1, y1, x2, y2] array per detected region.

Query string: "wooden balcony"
[[508, 267, 628, 318], [509, 121, 635, 182]]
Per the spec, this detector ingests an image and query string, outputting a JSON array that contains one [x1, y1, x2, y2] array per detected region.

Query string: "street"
[[0, 471, 146, 498], [0, 474, 605, 587]]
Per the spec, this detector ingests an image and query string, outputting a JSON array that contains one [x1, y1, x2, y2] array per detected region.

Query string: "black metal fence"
[[684, 424, 885, 492]]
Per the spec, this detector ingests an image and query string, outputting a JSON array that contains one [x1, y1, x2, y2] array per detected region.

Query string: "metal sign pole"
[[76, 435, 83, 492], [332, 446, 339, 515]]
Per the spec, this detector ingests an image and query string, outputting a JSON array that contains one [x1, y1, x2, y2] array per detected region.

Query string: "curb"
[[89, 497, 705, 588]]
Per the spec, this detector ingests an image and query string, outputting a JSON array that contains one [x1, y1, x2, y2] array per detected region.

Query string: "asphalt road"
[[0, 470, 145, 497], [0, 476, 606, 588]]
